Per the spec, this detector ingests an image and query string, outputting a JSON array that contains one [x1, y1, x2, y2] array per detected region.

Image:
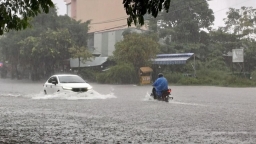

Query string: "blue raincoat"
[[152, 77, 168, 97]]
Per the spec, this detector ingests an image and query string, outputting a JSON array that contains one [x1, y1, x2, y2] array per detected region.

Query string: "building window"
[[67, 4, 71, 17], [87, 34, 94, 48]]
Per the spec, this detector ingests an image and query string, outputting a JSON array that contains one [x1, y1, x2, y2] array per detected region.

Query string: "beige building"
[[63, 0, 141, 33], [63, 0, 148, 67]]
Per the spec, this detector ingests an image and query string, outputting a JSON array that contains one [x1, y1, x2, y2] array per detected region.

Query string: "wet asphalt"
[[0, 78, 256, 143]]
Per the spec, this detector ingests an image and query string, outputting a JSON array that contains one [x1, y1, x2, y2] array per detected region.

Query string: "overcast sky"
[[52, 0, 256, 29]]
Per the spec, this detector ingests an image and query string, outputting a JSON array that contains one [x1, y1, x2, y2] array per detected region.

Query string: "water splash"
[[0, 92, 22, 97], [30, 89, 116, 100], [169, 101, 206, 106], [142, 92, 205, 106], [0, 89, 116, 100], [142, 92, 155, 101]]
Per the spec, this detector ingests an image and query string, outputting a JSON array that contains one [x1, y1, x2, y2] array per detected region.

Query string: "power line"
[[90, 0, 208, 25], [88, 0, 214, 26], [88, 0, 254, 32], [72, 0, 217, 34], [91, 17, 127, 25], [89, 1, 207, 30], [169, 0, 207, 14], [213, 0, 253, 13], [90, 24, 128, 33]]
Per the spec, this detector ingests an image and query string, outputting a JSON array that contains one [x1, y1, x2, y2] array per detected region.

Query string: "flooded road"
[[0, 78, 256, 143]]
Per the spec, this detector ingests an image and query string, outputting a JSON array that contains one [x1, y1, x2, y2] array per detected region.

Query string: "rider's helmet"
[[158, 73, 164, 78]]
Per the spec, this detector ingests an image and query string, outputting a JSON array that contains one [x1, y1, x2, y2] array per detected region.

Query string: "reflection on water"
[[143, 91, 205, 106]]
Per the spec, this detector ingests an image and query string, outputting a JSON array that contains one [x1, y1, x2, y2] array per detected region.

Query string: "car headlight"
[[62, 86, 72, 90], [87, 85, 92, 90]]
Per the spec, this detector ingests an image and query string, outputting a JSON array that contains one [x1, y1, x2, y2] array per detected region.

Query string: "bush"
[[170, 69, 256, 87], [83, 64, 256, 87], [178, 77, 200, 85], [197, 69, 228, 81], [96, 73, 107, 84], [197, 77, 214, 85], [250, 70, 256, 81], [96, 63, 137, 84], [80, 68, 98, 82], [165, 72, 183, 83], [222, 75, 255, 87]]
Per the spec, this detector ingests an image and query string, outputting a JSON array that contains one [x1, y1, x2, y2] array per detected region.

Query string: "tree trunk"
[[15, 64, 20, 80], [11, 63, 15, 79], [135, 67, 140, 84], [78, 57, 81, 74]]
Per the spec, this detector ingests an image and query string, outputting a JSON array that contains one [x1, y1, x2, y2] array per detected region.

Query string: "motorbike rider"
[[152, 73, 168, 99]]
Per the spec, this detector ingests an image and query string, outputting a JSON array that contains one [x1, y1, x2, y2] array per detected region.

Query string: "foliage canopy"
[[0, 0, 54, 35]]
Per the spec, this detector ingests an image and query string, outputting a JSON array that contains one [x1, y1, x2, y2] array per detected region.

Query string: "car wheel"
[[44, 90, 47, 95]]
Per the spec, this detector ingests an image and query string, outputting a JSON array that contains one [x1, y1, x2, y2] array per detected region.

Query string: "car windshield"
[[58, 76, 86, 83]]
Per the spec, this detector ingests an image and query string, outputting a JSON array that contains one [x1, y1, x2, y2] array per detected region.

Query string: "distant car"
[[43, 74, 92, 94]]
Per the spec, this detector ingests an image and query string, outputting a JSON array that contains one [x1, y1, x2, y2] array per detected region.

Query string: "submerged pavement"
[[0, 78, 256, 143]]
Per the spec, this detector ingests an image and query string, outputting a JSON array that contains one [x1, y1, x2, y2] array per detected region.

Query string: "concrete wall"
[[71, 0, 77, 19], [69, 28, 145, 67], [94, 33, 102, 55], [92, 28, 145, 57], [108, 31, 116, 56], [93, 29, 125, 57], [63, 0, 149, 32], [115, 29, 124, 42], [101, 33, 108, 57]]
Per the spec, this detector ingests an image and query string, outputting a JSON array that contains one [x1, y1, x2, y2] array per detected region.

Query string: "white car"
[[43, 74, 92, 94]]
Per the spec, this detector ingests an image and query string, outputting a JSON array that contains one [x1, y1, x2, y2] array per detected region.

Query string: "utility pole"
[[194, 54, 196, 77]]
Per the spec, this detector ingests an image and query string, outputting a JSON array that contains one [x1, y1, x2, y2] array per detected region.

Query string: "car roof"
[[52, 74, 80, 77]]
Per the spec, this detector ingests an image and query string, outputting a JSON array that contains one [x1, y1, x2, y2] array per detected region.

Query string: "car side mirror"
[[51, 81, 57, 85]]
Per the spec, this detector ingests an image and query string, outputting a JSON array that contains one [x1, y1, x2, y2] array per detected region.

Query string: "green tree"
[[203, 43, 227, 71], [123, 0, 171, 26], [98, 62, 136, 84], [114, 33, 160, 72], [209, 28, 241, 53], [18, 36, 40, 80], [157, 0, 214, 43], [30, 7, 60, 32], [0, 30, 28, 79], [19, 28, 72, 80], [0, 0, 169, 33], [0, 7, 92, 80], [0, 0, 54, 35], [242, 40, 256, 72], [68, 20, 92, 73], [69, 46, 92, 73], [0, 7, 72, 80], [39, 28, 72, 76], [224, 7, 256, 40], [144, 0, 215, 67]]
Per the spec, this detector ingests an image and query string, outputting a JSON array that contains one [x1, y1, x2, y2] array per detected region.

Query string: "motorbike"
[[150, 87, 173, 102]]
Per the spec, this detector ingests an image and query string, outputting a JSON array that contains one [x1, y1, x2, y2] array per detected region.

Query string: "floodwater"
[[0, 78, 256, 143]]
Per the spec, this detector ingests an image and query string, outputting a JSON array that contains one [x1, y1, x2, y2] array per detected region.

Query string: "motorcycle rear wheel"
[[165, 97, 169, 102]]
